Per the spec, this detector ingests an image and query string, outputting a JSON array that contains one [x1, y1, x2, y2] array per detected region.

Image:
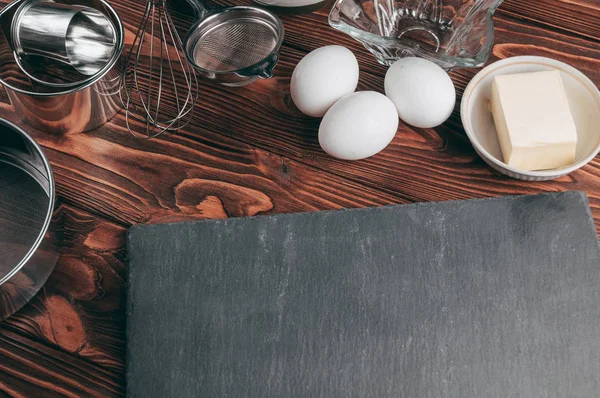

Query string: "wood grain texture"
[[498, 0, 600, 43], [1, 203, 126, 396], [0, 0, 599, 396]]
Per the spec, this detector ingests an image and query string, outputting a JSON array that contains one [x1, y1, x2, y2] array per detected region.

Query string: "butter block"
[[490, 70, 578, 171]]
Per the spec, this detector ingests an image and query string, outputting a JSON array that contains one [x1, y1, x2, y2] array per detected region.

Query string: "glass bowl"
[[329, 0, 504, 69]]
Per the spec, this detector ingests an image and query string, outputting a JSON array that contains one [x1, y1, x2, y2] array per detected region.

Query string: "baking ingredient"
[[490, 70, 578, 171], [291, 46, 359, 117], [384, 57, 455, 128], [319, 91, 399, 160]]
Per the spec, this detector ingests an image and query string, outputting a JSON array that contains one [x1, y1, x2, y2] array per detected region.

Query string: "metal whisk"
[[121, 0, 198, 138]]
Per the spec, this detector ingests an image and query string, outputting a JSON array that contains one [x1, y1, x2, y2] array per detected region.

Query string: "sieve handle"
[[186, 0, 210, 19], [237, 53, 279, 80]]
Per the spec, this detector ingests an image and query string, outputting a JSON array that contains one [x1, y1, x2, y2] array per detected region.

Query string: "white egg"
[[384, 57, 456, 128], [319, 91, 399, 160], [291, 46, 359, 118]]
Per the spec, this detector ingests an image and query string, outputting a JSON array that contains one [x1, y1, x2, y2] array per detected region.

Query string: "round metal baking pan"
[[0, 119, 59, 321]]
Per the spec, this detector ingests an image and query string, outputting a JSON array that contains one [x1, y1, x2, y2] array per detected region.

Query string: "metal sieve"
[[0, 119, 59, 321], [183, 2, 284, 87]]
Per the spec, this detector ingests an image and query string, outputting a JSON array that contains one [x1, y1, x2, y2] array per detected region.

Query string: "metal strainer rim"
[[184, 5, 284, 75]]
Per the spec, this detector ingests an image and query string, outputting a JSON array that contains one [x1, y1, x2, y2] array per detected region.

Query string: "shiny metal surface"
[[12, 0, 117, 87], [0, 118, 59, 322], [0, 0, 124, 134], [120, 0, 198, 138], [184, 2, 284, 87]]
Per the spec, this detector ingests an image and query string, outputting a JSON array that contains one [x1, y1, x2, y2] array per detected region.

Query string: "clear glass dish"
[[329, 0, 505, 69]]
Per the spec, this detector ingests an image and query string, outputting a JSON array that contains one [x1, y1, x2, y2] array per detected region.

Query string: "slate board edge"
[[127, 190, 591, 241]]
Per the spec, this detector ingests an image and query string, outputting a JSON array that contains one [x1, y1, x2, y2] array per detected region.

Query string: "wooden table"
[[0, 0, 599, 396]]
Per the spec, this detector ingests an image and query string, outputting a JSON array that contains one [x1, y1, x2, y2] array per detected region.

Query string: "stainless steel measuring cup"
[[0, 0, 124, 134], [183, 0, 284, 87], [11, 0, 117, 84]]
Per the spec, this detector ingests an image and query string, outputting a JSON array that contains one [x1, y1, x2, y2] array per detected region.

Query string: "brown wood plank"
[[2, 112, 416, 225], [0, 324, 123, 397], [0, 203, 126, 396], [1, 0, 600, 396], [150, 7, 600, 229], [497, 0, 600, 43]]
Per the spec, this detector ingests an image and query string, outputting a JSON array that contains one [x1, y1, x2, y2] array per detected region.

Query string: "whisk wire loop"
[[121, 0, 198, 139]]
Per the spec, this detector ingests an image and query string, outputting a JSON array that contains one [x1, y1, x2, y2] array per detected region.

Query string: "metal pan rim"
[[0, 119, 55, 286]]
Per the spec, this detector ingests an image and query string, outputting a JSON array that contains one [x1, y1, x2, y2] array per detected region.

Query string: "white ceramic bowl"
[[461, 56, 600, 181]]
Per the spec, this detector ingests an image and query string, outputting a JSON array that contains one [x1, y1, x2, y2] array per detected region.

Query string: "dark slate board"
[[127, 191, 600, 398]]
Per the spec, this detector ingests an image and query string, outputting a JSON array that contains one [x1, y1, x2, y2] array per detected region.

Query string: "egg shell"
[[384, 57, 456, 128], [319, 91, 399, 160], [291, 46, 359, 118]]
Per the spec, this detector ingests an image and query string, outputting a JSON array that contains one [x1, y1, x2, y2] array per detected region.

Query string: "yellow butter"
[[490, 70, 578, 171]]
